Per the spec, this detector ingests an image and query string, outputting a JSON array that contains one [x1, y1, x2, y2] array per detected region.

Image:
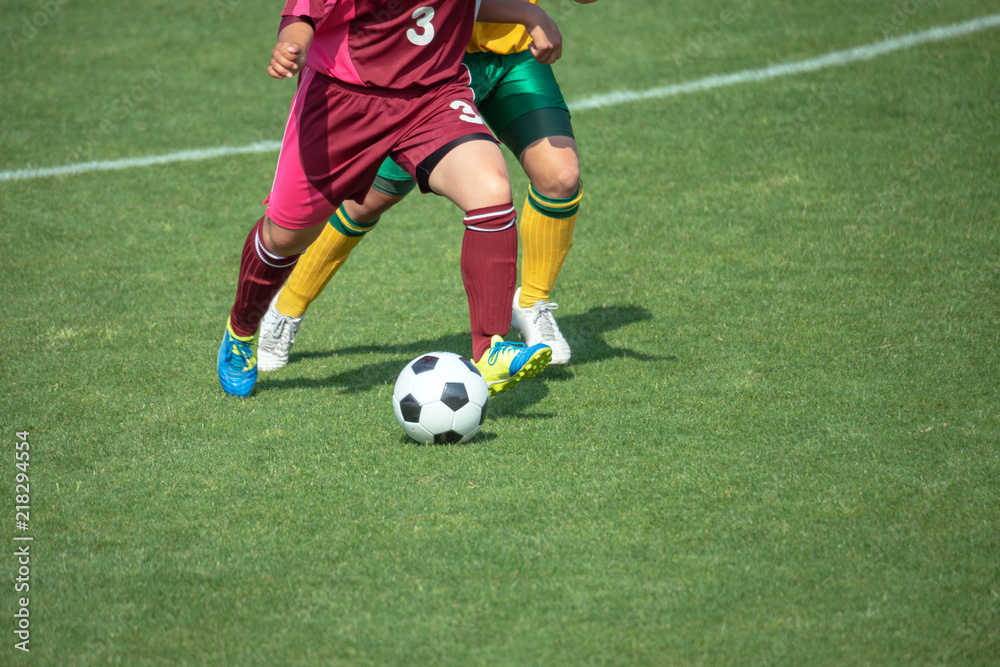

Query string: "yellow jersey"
[[468, 0, 537, 55]]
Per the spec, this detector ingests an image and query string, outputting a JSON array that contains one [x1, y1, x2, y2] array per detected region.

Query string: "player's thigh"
[[426, 139, 512, 212], [391, 75, 510, 210], [477, 53, 572, 156]]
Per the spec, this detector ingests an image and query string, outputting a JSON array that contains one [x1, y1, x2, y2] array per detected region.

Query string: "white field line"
[[2, 12, 998, 183], [0, 141, 283, 183], [570, 12, 1000, 111]]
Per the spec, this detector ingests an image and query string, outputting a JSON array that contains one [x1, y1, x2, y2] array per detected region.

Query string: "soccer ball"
[[392, 352, 489, 444]]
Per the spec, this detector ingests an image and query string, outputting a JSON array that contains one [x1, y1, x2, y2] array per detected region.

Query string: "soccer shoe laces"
[[530, 301, 560, 340], [270, 314, 296, 344], [486, 340, 528, 365], [228, 336, 256, 371], [230, 341, 254, 370]]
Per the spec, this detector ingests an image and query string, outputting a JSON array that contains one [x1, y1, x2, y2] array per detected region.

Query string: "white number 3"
[[450, 101, 485, 124], [407, 7, 435, 46]]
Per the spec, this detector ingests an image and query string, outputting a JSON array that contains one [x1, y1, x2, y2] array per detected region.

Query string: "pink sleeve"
[[281, 0, 327, 22]]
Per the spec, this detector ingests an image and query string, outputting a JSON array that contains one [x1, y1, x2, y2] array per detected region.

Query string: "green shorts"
[[372, 159, 416, 197], [375, 50, 574, 197]]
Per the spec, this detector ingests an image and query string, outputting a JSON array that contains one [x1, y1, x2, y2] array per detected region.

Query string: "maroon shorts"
[[265, 66, 496, 230]]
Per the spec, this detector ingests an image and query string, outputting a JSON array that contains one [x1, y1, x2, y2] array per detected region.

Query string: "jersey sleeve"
[[282, 0, 327, 23]]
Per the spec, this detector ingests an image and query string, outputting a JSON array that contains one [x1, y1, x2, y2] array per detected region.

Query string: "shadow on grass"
[[261, 304, 666, 416]]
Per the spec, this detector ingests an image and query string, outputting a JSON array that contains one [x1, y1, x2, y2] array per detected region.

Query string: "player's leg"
[[276, 160, 414, 320], [518, 132, 582, 304], [275, 194, 399, 320], [259, 161, 415, 371], [219, 67, 388, 396], [480, 52, 581, 364], [424, 138, 551, 395], [219, 217, 324, 396], [511, 127, 581, 365]]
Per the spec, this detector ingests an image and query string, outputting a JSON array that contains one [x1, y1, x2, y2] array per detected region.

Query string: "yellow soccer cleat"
[[474, 335, 552, 397]]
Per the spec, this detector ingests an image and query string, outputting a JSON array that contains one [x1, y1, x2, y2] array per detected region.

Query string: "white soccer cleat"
[[511, 287, 571, 365], [257, 294, 303, 372]]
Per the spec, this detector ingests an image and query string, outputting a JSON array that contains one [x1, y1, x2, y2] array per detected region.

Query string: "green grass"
[[3, 0, 999, 664]]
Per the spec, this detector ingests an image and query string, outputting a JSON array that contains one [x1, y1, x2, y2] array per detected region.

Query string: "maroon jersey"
[[282, 0, 480, 89]]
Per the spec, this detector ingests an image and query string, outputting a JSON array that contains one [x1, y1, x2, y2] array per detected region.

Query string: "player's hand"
[[268, 42, 306, 79], [526, 12, 563, 65]]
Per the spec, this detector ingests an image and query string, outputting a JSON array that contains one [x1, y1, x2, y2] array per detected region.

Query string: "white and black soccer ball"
[[392, 352, 489, 444]]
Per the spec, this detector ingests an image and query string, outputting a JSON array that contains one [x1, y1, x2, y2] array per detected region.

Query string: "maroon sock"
[[229, 217, 301, 337], [461, 202, 518, 361]]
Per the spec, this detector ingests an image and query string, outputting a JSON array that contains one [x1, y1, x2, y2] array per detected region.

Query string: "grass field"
[[2, 0, 999, 664]]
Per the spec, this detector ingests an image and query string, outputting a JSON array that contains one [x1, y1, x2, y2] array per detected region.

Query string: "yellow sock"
[[276, 205, 377, 318], [518, 182, 583, 308]]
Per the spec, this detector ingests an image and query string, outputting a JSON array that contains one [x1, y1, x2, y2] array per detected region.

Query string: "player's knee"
[[263, 217, 321, 256], [343, 200, 381, 225], [532, 164, 580, 200], [475, 171, 514, 207]]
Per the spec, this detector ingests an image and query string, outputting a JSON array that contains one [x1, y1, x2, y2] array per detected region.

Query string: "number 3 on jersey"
[[450, 101, 485, 124], [407, 7, 435, 46]]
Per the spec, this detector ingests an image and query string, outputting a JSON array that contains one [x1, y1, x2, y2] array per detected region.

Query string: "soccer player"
[[258, 0, 597, 373], [218, 0, 564, 397]]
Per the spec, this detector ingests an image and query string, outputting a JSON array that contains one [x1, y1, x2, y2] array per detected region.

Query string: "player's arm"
[[477, 0, 563, 65], [268, 16, 315, 79]]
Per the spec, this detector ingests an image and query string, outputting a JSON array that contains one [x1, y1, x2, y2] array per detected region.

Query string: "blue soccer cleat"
[[218, 320, 258, 397], [474, 335, 551, 397]]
